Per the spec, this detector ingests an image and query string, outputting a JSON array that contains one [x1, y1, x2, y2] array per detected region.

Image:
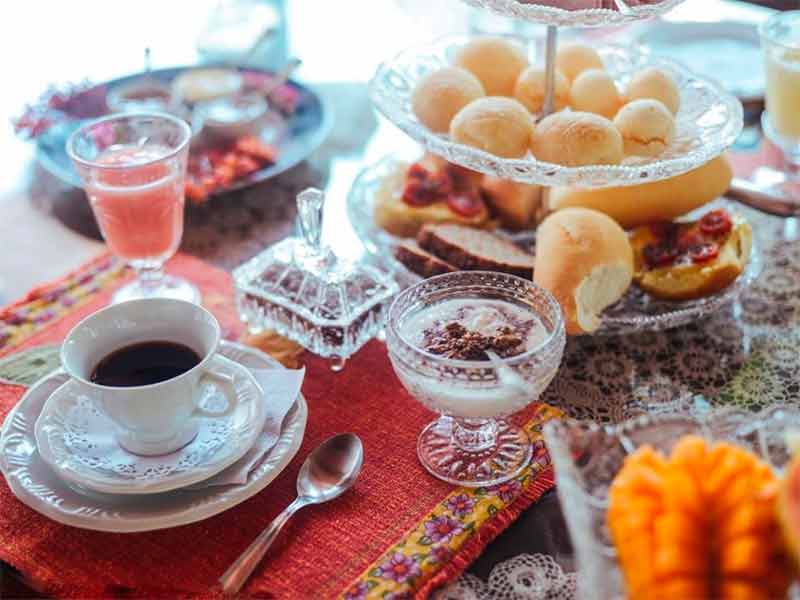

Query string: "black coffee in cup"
[[90, 341, 201, 387]]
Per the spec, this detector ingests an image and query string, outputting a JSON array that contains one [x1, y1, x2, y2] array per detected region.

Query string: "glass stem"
[[452, 418, 498, 453], [135, 263, 165, 293]]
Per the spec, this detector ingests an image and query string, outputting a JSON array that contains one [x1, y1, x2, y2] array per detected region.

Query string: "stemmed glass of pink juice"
[[67, 113, 198, 304]]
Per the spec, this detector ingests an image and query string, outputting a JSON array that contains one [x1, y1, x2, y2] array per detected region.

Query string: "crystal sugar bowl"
[[234, 188, 398, 369], [386, 271, 565, 487]]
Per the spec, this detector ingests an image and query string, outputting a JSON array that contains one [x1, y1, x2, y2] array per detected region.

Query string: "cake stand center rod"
[[542, 25, 558, 117]]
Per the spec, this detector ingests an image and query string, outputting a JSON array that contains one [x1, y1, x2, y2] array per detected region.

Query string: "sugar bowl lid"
[[234, 188, 399, 330]]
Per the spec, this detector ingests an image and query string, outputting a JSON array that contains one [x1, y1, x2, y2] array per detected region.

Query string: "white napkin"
[[187, 366, 305, 489]]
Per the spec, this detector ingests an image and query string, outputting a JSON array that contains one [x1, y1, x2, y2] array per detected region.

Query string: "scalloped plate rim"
[[0, 341, 308, 532], [368, 36, 743, 187], [32, 357, 268, 495], [346, 153, 761, 335]]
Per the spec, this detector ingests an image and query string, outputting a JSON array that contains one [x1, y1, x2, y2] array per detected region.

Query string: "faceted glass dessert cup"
[[761, 11, 800, 187], [386, 271, 565, 487], [543, 407, 800, 600], [67, 112, 197, 304]]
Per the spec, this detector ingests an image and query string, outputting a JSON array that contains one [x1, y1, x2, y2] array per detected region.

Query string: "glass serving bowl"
[[386, 271, 566, 487], [347, 155, 763, 336], [543, 406, 800, 599], [369, 36, 743, 188], [459, 0, 686, 27]]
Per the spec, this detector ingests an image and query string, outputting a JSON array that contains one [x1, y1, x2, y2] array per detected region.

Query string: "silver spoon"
[[261, 57, 302, 105], [218, 433, 364, 596], [485, 350, 529, 396]]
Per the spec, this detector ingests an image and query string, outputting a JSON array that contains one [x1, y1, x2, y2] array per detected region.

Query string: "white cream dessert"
[[395, 298, 549, 418]]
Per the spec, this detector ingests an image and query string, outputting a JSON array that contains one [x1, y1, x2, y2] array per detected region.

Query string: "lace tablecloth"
[[438, 206, 800, 596], [435, 198, 800, 596]]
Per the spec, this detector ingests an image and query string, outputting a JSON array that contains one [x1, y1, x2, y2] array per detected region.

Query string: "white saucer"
[[0, 342, 307, 532], [34, 354, 267, 495]]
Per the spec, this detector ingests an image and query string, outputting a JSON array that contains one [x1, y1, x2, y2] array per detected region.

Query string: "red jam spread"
[[401, 161, 485, 216], [642, 209, 733, 269]]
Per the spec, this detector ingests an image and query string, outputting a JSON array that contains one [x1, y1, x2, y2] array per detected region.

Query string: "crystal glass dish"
[[369, 37, 743, 187], [348, 156, 762, 336], [459, 0, 686, 27], [543, 406, 800, 599], [386, 271, 566, 486], [234, 189, 399, 367]]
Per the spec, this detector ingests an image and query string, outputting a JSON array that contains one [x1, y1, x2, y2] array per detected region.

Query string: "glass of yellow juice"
[[761, 11, 800, 178]]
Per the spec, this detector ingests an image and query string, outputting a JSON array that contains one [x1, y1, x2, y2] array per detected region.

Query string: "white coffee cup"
[[61, 298, 240, 456]]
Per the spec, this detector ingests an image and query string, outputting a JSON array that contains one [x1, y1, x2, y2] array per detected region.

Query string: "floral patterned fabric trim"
[[0, 255, 125, 354], [341, 404, 563, 600]]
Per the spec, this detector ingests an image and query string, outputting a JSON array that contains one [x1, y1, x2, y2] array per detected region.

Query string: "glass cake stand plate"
[[369, 36, 743, 188], [543, 405, 800, 599], [347, 155, 763, 336], [459, 0, 686, 27]]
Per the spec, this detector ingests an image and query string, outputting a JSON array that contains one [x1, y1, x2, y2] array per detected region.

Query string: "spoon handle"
[[219, 497, 307, 595]]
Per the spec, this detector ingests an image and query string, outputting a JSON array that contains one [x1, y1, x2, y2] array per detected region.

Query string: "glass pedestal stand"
[[417, 417, 533, 487], [369, 0, 748, 486]]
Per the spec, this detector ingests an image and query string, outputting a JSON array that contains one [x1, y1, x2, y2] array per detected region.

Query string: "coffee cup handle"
[[193, 355, 240, 418]]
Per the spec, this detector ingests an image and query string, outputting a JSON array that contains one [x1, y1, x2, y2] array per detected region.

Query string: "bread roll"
[[556, 42, 604, 81], [513, 66, 570, 114], [450, 97, 533, 158], [613, 99, 675, 157], [534, 208, 633, 335], [556, 42, 604, 82], [480, 177, 542, 230], [454, 38, 529, 96], [570, 69, 621, 119], [547, 154, 733, 228], [411, 67, 485, 132], [625, 67, 680, 115], [531, 110, 623, 166]]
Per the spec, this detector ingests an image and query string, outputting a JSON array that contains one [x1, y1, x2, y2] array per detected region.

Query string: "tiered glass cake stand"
[[356, 0, 750, 335]]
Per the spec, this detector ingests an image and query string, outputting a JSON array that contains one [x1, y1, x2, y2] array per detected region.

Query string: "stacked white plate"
[[0, 341, 307, 532]]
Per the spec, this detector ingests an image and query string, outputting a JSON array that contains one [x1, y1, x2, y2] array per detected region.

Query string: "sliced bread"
[[394, 241, 457, 279], [417, 224, 534, 279]]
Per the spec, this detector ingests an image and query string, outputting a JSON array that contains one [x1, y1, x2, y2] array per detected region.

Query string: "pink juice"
[[87, 145, 185, 263]]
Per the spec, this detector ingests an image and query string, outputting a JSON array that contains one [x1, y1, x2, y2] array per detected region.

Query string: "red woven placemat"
[[0, 252, 560, 599]]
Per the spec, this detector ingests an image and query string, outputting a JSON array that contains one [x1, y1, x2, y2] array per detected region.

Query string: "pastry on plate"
[[532, 110, 623, 166], [629, 208, 752, 300], [453, 37, 529, 96], [417, 223, 535, 279], [570, 68, 621, 119], [534, 207, 633, 335], [411, 67, 485, 132], [513, 66, 570, 114], [372, 158, 491, 238], [625, 67, 681, 115], [450, 97, 533, 158], [614, 98, 675, 157], [547, 154, 733, 228], [171, 68, 242, 105], [480, 176, 542, 231], [394, 240, 457, 278]]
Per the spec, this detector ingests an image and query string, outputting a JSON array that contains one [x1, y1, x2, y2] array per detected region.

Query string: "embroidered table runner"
[[0, 252, 561, 598]]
